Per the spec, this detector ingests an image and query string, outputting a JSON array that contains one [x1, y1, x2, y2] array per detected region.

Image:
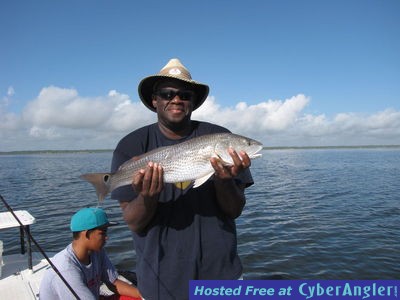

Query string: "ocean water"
[[0, 148, 399, 279]]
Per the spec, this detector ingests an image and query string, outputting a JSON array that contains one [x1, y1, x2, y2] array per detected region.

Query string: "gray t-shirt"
[[39, 243, 118, 300]]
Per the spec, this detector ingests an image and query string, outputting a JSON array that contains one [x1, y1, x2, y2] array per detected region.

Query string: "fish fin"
[[193, 172, 214, 188], [80, 173, 111, 203]]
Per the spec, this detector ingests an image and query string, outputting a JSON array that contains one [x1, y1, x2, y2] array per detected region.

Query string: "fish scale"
[[81, 133, 263, 202]]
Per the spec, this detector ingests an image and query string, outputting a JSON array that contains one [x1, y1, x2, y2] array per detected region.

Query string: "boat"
[[0, 210, 50, 299], [0, 208, 137, 299], [0, 250, 51, 299]]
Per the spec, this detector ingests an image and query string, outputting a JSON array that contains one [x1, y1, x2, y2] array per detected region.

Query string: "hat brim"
[[94, 221, 119, 231], [138, 75, 209, 112], [100, 221, 119, 228]]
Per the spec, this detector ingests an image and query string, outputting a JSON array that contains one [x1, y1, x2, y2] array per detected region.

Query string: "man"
[[111, 58, 253, 299], [39, 207, 142, 300]]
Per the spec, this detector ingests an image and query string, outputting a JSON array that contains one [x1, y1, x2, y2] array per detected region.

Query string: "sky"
[[1, 0, 399, 151]]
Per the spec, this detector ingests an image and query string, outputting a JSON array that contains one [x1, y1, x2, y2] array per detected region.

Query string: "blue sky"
[[1, 0, 399, 150]]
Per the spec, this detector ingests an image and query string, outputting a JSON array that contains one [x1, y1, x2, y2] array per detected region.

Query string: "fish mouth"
[[247, 145, 263, 159], [249, 153, 263, 159]]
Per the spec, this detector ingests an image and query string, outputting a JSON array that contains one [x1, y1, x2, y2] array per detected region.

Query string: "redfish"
[[81, 133, 263, 202]]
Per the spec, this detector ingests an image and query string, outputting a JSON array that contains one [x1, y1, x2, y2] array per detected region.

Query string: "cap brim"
[[98, 221, 119, 229]]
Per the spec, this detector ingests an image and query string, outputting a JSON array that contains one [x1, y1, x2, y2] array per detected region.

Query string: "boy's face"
[[87, 228, 108, 251]]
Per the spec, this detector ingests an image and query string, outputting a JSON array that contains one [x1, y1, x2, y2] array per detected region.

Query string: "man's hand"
[[132, 162, 164, 198], [210, 148, 251, 179], [121, 162, 163, 233]]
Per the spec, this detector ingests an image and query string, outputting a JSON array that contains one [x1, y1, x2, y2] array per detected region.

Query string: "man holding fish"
[[109, 58, 261, 300]]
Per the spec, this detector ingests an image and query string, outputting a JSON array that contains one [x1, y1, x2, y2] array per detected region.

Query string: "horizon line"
[[1, 145, 400, 155]]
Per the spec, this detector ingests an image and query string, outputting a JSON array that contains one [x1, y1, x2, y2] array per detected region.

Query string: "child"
[[39, 207, 142, 300]]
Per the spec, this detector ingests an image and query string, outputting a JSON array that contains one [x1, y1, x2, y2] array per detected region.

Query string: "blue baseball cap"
[[70, 207, 118, 232]]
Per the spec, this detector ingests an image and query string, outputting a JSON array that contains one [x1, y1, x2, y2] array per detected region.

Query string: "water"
[[0, 149, 399, 279]]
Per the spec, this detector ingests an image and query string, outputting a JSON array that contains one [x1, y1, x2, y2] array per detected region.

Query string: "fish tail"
[[80, 173, 111, 202]]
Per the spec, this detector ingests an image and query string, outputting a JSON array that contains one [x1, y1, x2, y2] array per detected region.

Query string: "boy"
[[39, 207, 142, 300]]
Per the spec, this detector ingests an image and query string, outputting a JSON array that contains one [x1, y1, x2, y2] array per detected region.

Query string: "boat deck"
[[0, 252, 51, 299]]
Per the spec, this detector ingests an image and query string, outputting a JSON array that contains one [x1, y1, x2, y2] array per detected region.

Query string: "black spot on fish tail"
[[80, 172, 112, 202]]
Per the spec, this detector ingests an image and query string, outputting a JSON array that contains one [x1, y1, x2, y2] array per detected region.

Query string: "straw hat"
[[138, 58, 209, 111]]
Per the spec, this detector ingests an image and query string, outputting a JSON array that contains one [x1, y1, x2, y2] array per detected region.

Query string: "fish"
[[80, 133, 263, 202]]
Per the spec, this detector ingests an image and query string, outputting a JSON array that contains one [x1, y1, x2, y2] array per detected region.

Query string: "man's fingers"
[[238, 151, 251, 168], [149, 163, 162, 194], [132, 169, 145, 192], [156, 164, 164, 193]]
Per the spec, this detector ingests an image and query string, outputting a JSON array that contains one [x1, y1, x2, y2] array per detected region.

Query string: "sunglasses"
[[154, 88, 195, 101]]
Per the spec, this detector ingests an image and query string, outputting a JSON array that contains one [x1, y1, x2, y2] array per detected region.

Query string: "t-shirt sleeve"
[[236, 168, 254, 188], [110, 129, 147, 202], [110, 148, 138, 201], [100, 249, 119, 284]]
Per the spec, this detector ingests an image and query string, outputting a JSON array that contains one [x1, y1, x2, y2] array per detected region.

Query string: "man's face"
[[152, 80, 196, 129]]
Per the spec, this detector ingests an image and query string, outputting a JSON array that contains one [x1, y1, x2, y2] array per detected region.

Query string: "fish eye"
[[103, 174, 110, 183]]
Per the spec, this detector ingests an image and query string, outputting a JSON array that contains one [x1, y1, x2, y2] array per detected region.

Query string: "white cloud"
[[0, 86, 399, 151], [7, 86, 15, 97], [23, 86, 112, 128], [2, 86, 14, 110], [21, 86, 155, 131], [194, 94, 310, 133]]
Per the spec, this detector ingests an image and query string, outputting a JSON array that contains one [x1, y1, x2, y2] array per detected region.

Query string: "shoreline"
[[1, 145, 400, 155]]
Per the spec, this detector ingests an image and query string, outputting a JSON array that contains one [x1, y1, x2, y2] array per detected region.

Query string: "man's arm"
[[213, 179, 246, 219], [120, 162, 163, 233], [210, 149, 251, 219]]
